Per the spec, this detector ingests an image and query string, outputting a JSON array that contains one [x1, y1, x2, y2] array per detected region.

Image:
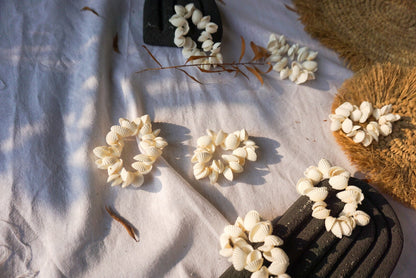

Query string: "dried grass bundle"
[[292, 0, 416, 72], [332, 63, 416, 209]]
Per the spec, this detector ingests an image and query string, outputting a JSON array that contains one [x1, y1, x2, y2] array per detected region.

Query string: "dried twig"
[[113, 33, 121, 54], [105, 206, 139, 242], [137, 37, 273, 85], [81, 6, 100, 17]]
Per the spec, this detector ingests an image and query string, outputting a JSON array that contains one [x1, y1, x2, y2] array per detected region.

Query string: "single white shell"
[[302, 61, 318, 72], [295, 70, 309, 85], [336, 188, 363, 204], [289, 64, 301, 82], [107, 159, 123, 175], [99, 156, 119, 168], [360, 101, 373, 116], [269, 54, 282, 63], [205, 22, 218, 34], [232, 147, 247, 159], [110, 177, 123, 187], [307, 51, 318, 60], [191, 9, 202, 25], [312, 207, 330, 219], [107, 173, 120, 183], [245, 147, 258, 161], [325, 216, 336, 232], [340, 219, 353, 236], [263, 247, 289, 265], [202, 39, 214, 52], [133, 154, 154, 164], [130, 173, 144, 188], [208, 170, 219, 184], [273, 57, 288, 72], [249, 221, 273, 243], [229, 161, 244, 173], [223, 133, 240, 150], [287, 43, 298, 59], [93, 146, 113, 159], [331, 221, 343, 238], [120, 169, 136, 187], [379, 123, 392, 136], [211, 159, 225, 174], [306, 187, 328, 202], [335, 107, 351, 118], [280, 67, 290, 79], [245, 250, 263, 272], [380, 104, 392, 115], [219, 247, 233, 258], [329, 175, 349, 190], [174, 5, 186, 16], [142, 146, 162, 158], [139, 123, 152, 137], [197, 15, 211, 29], [243, 210, 260, 231], [296, 178, 314, 195], [154, 137, 168, 149], [353, 210, 370, 226], [297, 46, 309, 62], [232, 247, 248, 271], [341, 118, 353, 133], [223, 167, 234, 181], [251, 266, 269, 278], [194, 167, 210, 180], [362, 133, 373, 147], [106, 131, 120, 145], [266, 250, 289, 275], [353, 130, 366, 143], [169, 14, 187, 27], [195, 150, 212, 164], [132, 162, 152, 174], [224, 224, 244, 238], [350, 109, 362, 122], [214, 129, 227, 146], [184, 3, 195, 18], [318, 158, 332, 178], [312, 201, 327, 210], [330, 120, 342, 131], [328, 166, 349, 178], [304, 166, 323, 185], [342, 202, 358, 215]]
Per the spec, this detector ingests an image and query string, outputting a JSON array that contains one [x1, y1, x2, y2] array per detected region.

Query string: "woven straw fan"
[[293, 0, 416, 72], [332, 63, 416, 209]]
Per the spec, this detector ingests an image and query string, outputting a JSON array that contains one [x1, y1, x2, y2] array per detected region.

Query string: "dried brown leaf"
[[113, 33, 121, 54], [81, 6, 100, 16], [233, 66, 249, 80], [245, 65, 264, 85], [175, 68, 203, 84], [105, 206, 139, 242], [250, 41, 270, 61], [239, 36, 246, 63], [142, 45, 163, 68], [186, 55, 209, 64]]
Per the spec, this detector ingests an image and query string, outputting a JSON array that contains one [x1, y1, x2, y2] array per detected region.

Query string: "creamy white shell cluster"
[[296, 159, 370, 238], [219, 210, 290, 278], [192, 129, 258, 184], [169, 4, 222, 70], [267, 34, 318, 85], [93, 115, 167, 188], [330, 101, 401, 146]]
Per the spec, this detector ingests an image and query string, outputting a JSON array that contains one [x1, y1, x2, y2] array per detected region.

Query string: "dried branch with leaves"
[[105, 206, 139, 242], [137, 36, 273, 85]]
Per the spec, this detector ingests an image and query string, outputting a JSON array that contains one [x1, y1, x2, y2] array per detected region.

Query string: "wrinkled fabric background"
[[0, 0, 415, 277]]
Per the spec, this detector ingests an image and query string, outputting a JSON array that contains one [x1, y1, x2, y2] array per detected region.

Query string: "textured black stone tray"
[[143, 0, 222, 47], [220, 178, 403, 278]]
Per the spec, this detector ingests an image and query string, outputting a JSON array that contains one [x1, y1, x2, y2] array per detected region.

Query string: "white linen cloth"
[[0, 0, 414, 277]]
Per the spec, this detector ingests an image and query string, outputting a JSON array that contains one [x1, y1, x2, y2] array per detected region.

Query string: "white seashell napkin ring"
[[191, 129, 258, 184], [329, 101, 400, 147], [170, 4, 222, 70], [93, 115, 167, 188], [219, 210, 290, 276], [296, 158, 370, 238]]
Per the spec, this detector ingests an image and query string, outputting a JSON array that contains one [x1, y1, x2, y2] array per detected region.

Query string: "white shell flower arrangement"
[[192, 129, 258, 184], [93, 115, 167, 188], [296, 159, 370, 238], [169, 3, 223, 70], [266, 34, 318, 85], [219, 210, 290, 278], [329, 101, 400, 147]]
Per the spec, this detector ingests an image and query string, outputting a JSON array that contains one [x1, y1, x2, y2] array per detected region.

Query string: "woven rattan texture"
[[332, 63, 416, 209], [293, 0, 416, 72]]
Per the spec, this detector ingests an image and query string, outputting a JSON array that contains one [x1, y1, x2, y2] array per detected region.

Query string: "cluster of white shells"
[[169, 4, 223, 70], [266, 34, 318, 85], [330, 101, 401, 147], [93, 115, 167, 188], [192, 129, 258, 184], [296, 159, 370, 238], [219, 210, 290, 278]]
